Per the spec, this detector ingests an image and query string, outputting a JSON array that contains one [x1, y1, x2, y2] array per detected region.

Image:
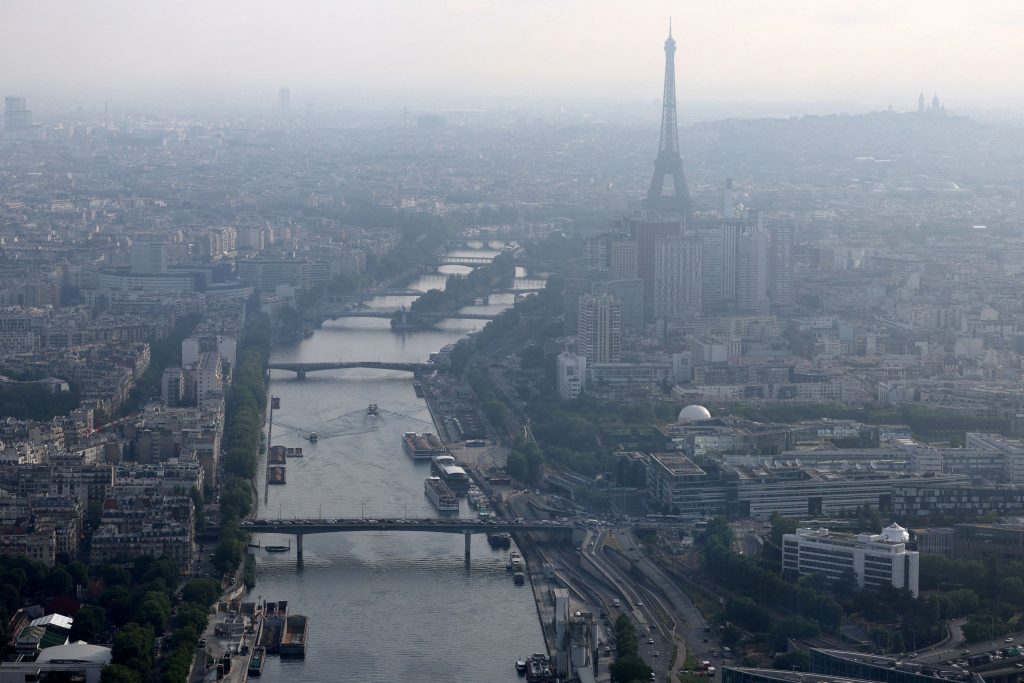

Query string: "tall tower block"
[[644, 22, 692, 216]]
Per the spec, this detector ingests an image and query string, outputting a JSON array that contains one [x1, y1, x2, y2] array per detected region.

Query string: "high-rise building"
[[653, 238, 702, 322], [4, 96, 30, 133], [131, 241, 168, 275], [584, 236, 609, 272], [577, 294, 621, 364], [736, 228, 769, 313], [722, 178, 735, 219], [769, 224, 795, 307], [698, 222, 738, 310], [279, 88, 291, 116], [608, 239, 639, 280], [622, 215, 681, 321], [561, 277, 592, 336], [593, 279, 643, 333], [644, 24, 691, 215]]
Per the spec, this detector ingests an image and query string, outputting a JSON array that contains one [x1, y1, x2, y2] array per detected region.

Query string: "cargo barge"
[[267, 465, 286, 485], [269, 445, 303, 461], [279, 615, 309, 657], [257, 601, 287, 653], [425, 476, 459, 512], [403, 432, 447, 460]]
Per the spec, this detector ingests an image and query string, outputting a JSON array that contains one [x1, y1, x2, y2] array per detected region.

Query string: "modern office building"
[[577, 293, 621, 364], [769, 224, 795, 307], [653, 237, 702, 322], [807, 649, 952, 683], [624, 215, 681, 321], [697, 221, 738, 309], [736, 227, 770, 313], [3, 96, 31, 135], [609, 238, 639, 280], [782, 525, 920, 597], [130, 240, 168, 275]]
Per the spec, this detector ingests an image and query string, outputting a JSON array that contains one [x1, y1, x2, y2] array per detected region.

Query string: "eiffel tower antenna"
[[644, 21, 691, 215]]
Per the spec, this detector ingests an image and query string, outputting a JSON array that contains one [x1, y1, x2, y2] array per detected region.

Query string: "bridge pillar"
[[296, 367, 306, 381], [296, 533, 303, 565], [464, 530, 472, 563]]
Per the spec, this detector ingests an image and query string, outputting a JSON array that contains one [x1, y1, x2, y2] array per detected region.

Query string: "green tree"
[[111, 623, 155, 679], [609, 654, 652, 683], [70, 605, 106, 642], [136, 591, 171, 634], [100, 663, 142, 683], [45, 565, 73, 596], [182, 579, 221, 607]]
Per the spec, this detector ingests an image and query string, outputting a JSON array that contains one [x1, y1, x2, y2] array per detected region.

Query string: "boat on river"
[[525, 653, 555, 683], [247, 647, 265, 677], [425, 476, 459, 512], [403, 432, 446, 460], [307, 432, 319, 443], [367, 403, 379, 416], [265, 541, 290, 553], [268, 465, 286, 485], [430, 454, 470, 494], [279, 615, 309, 657]]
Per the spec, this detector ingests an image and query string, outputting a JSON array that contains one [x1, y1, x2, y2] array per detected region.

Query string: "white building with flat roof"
[[783, 524, 919, 597]]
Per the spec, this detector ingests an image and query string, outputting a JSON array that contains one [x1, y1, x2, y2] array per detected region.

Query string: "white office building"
[[557, 352, 587, 400], [577, 293, 621, 364], [782, 525, 919, 597]]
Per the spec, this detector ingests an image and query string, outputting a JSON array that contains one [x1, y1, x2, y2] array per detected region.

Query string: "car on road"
[[1008, 638, 1016, 643], [637, 601, 643, 606], [648, 637, 655, 644], [654, 651, 660, 657]]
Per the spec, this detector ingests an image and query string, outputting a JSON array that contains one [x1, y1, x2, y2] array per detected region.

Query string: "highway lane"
[[611, 528, 730, 680]]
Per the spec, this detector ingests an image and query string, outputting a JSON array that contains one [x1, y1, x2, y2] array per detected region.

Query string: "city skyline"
[[3, 1, 1024, 112]]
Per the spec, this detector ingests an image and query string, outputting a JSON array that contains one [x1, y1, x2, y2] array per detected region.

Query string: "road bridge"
[[267, 361, 428, 379], [434, 255, 495, 265], [230, 517, 576, 565], [327, 309, 496, 320]]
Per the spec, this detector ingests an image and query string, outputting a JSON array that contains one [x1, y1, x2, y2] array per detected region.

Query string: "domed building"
[[879, 522, 910, 544], [677, 404, 712, 423]]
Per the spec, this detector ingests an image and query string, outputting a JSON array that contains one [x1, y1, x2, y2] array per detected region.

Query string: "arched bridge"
[[267, 361, 428, 379], [230, 517, 576, 564]]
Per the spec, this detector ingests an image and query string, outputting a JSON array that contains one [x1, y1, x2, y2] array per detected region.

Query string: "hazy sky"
[[4, 0, 1024, 110]]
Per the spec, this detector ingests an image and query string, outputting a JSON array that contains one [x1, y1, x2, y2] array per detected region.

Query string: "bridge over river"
[[266, 361, 428, 379], [226, 517, 576, 565], [325, 309, 498, 321]]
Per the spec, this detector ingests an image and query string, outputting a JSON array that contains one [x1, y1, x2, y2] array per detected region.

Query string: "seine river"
[[252, 246, 547, 682]]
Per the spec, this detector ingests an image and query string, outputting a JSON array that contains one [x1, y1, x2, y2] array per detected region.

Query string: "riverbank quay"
[[188, 596, 262, 683]]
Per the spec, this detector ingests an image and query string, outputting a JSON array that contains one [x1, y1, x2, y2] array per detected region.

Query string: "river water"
[[252, 244, 547, 682]]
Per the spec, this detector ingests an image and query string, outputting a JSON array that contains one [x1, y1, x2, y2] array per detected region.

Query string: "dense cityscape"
[[4, 7, 1024, 683]]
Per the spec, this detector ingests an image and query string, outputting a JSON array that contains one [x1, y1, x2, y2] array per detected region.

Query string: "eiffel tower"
[[644, 22, 692, 215]]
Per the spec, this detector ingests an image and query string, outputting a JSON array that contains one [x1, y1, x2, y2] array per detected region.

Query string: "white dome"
[[880, 522, 910, 543], [678, 405, 712, 423]]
